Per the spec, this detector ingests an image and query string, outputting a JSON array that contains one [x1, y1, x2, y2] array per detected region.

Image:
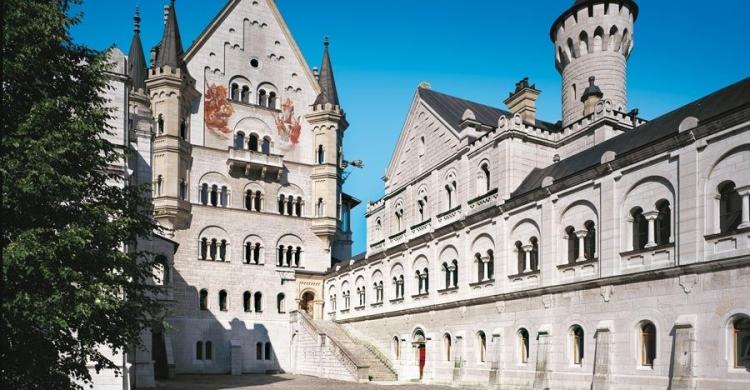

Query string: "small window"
[[219, 239, 227, 261], [268, 92, 277, 109], [200, 238, 208, 260], [733, 316, 750, 369], [254, 292, 263, 312], [200, 183, 209, 205], [640, 321, 656, 366], [219, 290, 227, 311], [277, 293, 286, 314], [317, 145, 325, 164], [631, 207, 648, 250], [258, 89, 268, 107], [584, 221, 596, 259], [571, 325, 584, 365], [243, 291, 252, 312], [205, 341, 213, 360], [250, 58, 259, 68], [264, 342, 271, 360], [566, 226, 578, 264], [393, 336, 401, 360], [719, 181, 742, 233], [179, 120, 187, 140], [478, 331, 487, 363], [210, 185, 218, 207], [529, 237, 539, 271], [157, 114, 164, 134], [179, 179, 187, 200], [256, 342, 263, 360], [196, 341, 203, 360], [655, 200, 671, 245], [519, 328, 530, 363], [210, 239, 217, 260], [199, 289, 208, 311], [443, 333, 452, 361], [248, 134, 259, 151], [234, 132, 245, 149], [230, 83, 239, 101], [241, 86, 250, 103], [262, 137, 271, 155], [515, 241, 525, 274]]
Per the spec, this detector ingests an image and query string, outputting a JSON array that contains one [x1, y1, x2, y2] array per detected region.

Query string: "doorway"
[[299, 291, 315, 316], [413, 329, 426, 379]]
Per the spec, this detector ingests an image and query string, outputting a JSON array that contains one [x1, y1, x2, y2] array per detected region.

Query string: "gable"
[[184, 0, 321, 163], [385, 91, 462, 192]]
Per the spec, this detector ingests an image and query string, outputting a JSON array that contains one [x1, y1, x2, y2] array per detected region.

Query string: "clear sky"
[[72, 0, 749, 254]]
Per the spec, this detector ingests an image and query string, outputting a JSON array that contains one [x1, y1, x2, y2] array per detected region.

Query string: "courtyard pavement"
[[156, 374, 455, 389]]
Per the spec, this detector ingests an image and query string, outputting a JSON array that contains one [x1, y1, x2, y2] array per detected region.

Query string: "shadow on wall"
[[154, 373, 293, 389]]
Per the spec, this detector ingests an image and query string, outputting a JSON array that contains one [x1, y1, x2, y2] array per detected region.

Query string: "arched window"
[[268, 92, 277, 109], [445, 181, 457, 210], [157, 114, 164, 134], [241, 86, 250, 103], [529, 237, 539, 271], [418, 136, 425, 157], [155, 255, 169, 285], [317, 145, 325, 164], [200, 238, 208, 260], [261, 137, 271, 155], [179, 179, 187, 200], [210, 185, 218, 207], [732, 316, 750, 369], [655, 200, 671, 245], [245, 191, 253, 211], [253, 243, 261, 264], [277, 293, 286, 314], [295, 196, 303, 217], [584, 221, 596, 259], [220, 186, 229, 208], [417, 199, 426, 222], [277, 245, 284, 266], [234, 132, 245, 149], [199, 289, 208, 311], [519, 328, 530, 363], [264, 342, 271, 360], [179, 120, 187, 140], [515, 241, 525, 274], [566, 226, 578, 264], [196, 341, 203, 360], [593, 26, 604, 52], [571, 325, 584, 365], [243, 291, 252, 312], [278, 194, 286, 215], [442, 262, 451, 289], [248, 134, 259, 151], [205, 341, 213, 360], [156, 175, 163, 196], [230, 83, 239, 101], [393, 336, 401, 360], [443, 333, 452, 361], [286, 246, 293, 267], [394, 208, 403, 232], [244, 242, 252, 264], [209, 239, 217, 260], [200, 183, 209, 205], [219, 290, 227, 311], [258, 89, 267, 107], [567, 37, 576, 59], [480, 163, 491, 194], [631, 207, 648, 250], [256, 342, 263, 360], [609, 25, 619, 51], [640, 321, 656, 366], [487, 250, 494, 280], [254, 191, 262, 211], [287, 195, 294, 216], [719, 181, 742, 233], [254, 292, 263, 312], [294, 247, 301, 267], [478, 331, 487, 363], [579, 30, 589, 55], [219, 239, 227, 261]]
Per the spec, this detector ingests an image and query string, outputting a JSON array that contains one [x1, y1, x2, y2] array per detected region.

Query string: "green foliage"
[[1, 0, 163, 388]]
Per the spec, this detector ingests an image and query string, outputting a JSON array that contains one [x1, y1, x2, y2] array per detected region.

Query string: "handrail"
[[338, 325, 398, 378], [293, 310, 369, 381]]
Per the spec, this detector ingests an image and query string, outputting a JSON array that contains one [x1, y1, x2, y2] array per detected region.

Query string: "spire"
[[128, 7, 147, 92], [154, 0, 184, 69], [313, 37, 340, 107]]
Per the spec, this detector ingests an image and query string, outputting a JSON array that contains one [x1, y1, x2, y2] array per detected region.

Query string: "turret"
[[305, 38, 349, 253], [127, 7, 155, 190], [551, 0, 638, 126], [146, 0, 197, 234]]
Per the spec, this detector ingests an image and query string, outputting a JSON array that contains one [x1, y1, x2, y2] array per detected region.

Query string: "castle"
[[95, 0, 750, 389]]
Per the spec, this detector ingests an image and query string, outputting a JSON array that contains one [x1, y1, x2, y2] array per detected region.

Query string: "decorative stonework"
[[679, 274, 698, 294], [600, 285, 613, 303]]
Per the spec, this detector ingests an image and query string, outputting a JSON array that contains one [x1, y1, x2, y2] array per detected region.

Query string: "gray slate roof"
[[155, 1, 184, 69], [127, 11, 147, 91], [417, 87, 560, 133], [313, 39, 339, 106], [512, 77, 750, 197]]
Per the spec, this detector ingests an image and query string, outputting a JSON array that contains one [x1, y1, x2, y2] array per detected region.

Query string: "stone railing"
[[468, 188, 499, 214], [339, 326, 398, 379], [292, 310, 370, 382], [436, 205, 462, 227], [410, 218, 432, 236]]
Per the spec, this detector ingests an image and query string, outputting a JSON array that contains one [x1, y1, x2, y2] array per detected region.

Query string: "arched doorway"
[[299, 291, 315, 316], [413, 328, 426, 379], [151, 329, 168, 380]]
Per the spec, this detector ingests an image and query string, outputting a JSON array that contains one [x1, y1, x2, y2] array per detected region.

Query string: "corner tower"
[[146, 0, 197, 234], [551, 0, 638, 126], [306, 38, 348, 252]]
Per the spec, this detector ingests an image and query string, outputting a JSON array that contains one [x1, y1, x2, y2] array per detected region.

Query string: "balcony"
[[227, 147, 284, 180], [468, 188, 499, 215]]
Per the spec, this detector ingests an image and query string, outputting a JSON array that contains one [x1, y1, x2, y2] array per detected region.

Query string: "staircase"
[[311, 318, 398, 382]]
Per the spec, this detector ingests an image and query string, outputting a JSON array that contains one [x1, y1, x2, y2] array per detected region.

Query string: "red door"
[[418, 345, 426, 379]]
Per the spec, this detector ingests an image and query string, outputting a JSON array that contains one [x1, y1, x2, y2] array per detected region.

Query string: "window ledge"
[[370, 302, 383, 308], [557, 258, 598, 270], [388, 230, 407, 240], [198, 258, 230, 263], [389, 297, 404, 304], [437, 286, 459, 294], [704, 227, 750, 241], [469, 279, 495, 288], [507, 270, 540, 279], [340, 309, 350, 314], [436, 205, 462, 220], [411, 292, 430, 299], [619, 243, 674, 257], [354, 305, 365, 311], [242, 262, 264, 266]]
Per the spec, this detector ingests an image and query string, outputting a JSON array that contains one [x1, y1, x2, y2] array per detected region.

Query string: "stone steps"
[[312, 319, 398, 382]]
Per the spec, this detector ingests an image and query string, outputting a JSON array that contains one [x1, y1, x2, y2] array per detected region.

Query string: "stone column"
[[522, 244, 533, 272], [448, 265, 456, 288], [575, 230, 588, 260], [482, 257, 490, 281], [739, 186, 750, 229], [644, 210, 660, 248], [419, 274, 427, 294]]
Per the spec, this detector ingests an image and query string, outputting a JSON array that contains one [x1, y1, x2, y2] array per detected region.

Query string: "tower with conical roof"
[[146, 0, 198, 234], [306, 38, 349, 253], [551, 0, 638, 126]]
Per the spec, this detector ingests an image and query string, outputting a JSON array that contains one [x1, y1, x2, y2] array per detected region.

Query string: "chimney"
[[581, 76, 604, 117], [504, 77, 541, 124]]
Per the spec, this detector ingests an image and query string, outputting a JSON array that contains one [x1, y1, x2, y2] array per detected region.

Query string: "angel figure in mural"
[[204, 84, 234, 136], [275, 98, 301, 145]]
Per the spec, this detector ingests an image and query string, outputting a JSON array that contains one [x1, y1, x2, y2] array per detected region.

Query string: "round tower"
[[551, 0, 638, 126]]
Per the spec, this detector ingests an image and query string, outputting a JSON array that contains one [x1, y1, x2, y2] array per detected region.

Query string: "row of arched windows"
[[229, 83, 277, 109], [233, 132, 271, 155], [277, 245, 302, 268], [630, 200, 671, 251], [199, 237, 228, 262], [198, 289, 287, 314], [256, 342, 272, 361], [277, 195, 303, 217], [565, 221, 596, 264], [200, 184, 229, 208], [514, 237, 539, 274]]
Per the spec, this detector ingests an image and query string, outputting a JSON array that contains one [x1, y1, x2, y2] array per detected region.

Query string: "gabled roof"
[[417, 87, 560, 133], [154, 0, 184, 69], [127, 9, 147, 91], [313, 38, 339, 106], [512, 77, 750, 197]]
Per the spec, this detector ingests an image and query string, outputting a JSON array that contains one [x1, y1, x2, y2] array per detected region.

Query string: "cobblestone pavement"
[[156, 374, 455, 389]]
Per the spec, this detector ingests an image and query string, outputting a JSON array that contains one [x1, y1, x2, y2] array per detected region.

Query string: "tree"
[[1, 0, 163, 388]]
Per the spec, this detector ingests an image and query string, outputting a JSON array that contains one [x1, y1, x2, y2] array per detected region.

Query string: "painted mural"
[[275, 98, 301, 145], [204, 84, 234, 137]]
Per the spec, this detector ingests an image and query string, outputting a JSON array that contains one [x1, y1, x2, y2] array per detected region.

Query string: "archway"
[[299, 291, 315, 316], [413, 329, 426, 379]]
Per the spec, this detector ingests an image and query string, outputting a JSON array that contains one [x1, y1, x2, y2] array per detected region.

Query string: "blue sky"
[[72, 0, 749, 254]]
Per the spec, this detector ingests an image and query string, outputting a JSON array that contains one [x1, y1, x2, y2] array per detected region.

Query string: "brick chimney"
[[504, 77, 541, 124]]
